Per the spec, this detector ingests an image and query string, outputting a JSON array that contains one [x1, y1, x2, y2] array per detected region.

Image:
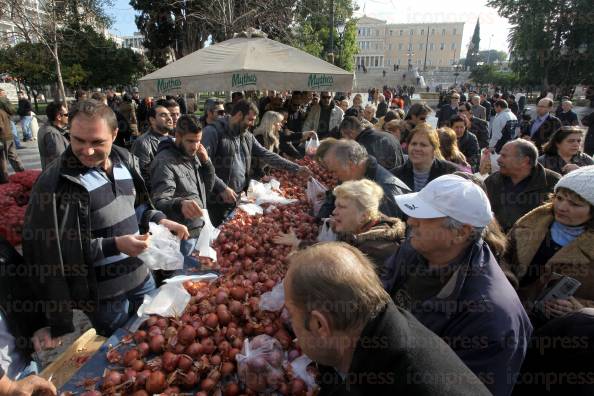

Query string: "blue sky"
[[109, 0, 511, 52]]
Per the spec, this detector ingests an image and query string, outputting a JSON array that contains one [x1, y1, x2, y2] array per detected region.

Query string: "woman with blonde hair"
[[253, 111, 283, 152], [392, 123, 458, 191], [438, 127, 471, 172], [274, 179, 405, 275]]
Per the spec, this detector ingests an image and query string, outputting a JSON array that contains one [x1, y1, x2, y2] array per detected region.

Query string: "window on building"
[[430, 43, 434, 50], [376, 29, 380, 36], [442, 28, 446, 36], [410, 29, 414, 36], [453, 28, 457, 35], [390, 30, 393, 36], [421, 29, 424, 35], [388, 44, 392, 50], [408, 43, 413, 51], [397, 59, 401, 65], [375, 57, 379, 67], [399, 30, 403, 36], [440, 42, 445, 50], [399, 43, 403, 50], [431, 29, 435, 35], [417, 59, 422, 65], [451, 43, 456, 50], [358, 29, 361, 36], [419, 43, 424, 50]]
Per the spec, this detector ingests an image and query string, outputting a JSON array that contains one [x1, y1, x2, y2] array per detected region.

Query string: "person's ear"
[[112, 128, 119, 142], [309, 310, 332, 337], [454, 224, 473, 244]]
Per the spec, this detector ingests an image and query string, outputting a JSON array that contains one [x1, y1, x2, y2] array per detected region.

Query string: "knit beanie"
[[554, 165, 594, 206]]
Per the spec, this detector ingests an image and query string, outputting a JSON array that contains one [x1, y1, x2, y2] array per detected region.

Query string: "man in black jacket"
[[283, 242, 491, 396], [437, 92, 459, 127], [319, 140, 410, 219], [339, 116, 404, 170], [131, 104, 173, 191], [480, 93, 492, 121], [150, 115, 216, 259], [524, 98, 562, 153], [202, 100, 310, 225], [23, 100, 188, 340]]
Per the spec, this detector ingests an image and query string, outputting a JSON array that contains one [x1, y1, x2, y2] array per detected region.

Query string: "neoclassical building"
[[355, 16, 464, 71]]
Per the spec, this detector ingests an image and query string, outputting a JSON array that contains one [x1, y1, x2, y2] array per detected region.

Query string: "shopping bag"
[[137, 222, 184, 271]]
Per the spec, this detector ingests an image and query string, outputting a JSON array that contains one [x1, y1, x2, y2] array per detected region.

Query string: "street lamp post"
[[337, 22, 346, 67]]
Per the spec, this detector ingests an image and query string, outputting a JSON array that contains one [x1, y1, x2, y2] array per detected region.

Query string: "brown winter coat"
[[339, 215, 406, 276], [0, 97, 15, 141], [502, 203, 594, 309]]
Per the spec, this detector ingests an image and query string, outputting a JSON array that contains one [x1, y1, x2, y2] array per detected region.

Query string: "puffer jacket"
[[150, 139, 216, 232], [355, 127, 404, 170], [131, 128, 167, 191], [501, 203, 594, 309]]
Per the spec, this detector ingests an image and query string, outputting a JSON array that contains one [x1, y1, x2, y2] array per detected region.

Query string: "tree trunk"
[[53, 42, 67, 104]]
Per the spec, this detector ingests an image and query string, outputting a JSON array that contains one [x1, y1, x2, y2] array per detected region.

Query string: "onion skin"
[[145, 371, 166, 394]]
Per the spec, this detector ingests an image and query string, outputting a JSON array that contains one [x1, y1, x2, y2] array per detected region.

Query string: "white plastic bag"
[[136, 282, 190, 317], [290, 355, 317, 390], [305, 133, 320, 156], [195, 209, 220, 261], [316, 218, 337, 242], [247, 179, 298, 206], [306, 177, 328, 217], [236, 335, 286, 393], [137, 222, 184, 271], [259, 281, 285, 312]]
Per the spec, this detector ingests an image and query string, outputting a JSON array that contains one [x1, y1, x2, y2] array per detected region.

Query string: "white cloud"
[[355, 0, 511, 54]]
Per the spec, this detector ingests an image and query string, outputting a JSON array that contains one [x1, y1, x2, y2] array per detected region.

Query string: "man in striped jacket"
[[23, 100, 189, 346]]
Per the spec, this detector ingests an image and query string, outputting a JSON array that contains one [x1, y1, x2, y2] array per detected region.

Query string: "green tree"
[[488, 0, 593, 89], [477, 50, 508, 64]]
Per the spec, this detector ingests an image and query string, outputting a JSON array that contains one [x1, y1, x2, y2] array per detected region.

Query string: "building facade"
[[121, 32, 145, 54], [355, 16, 464, 71]]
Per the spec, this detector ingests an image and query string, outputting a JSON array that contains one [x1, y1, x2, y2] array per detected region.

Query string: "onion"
[[205, 313, 219, 328], [131, 391, 148, 396], [123, 348, 139, 366], [290, 378, 306, 395], [223, 382, 241, 396], [210, 354, 222, 365], [185, 342, 204, 358], [145, 316, 158, 327], [148, 325, 162, 337], [177, 354, 193, 371], [229, 287, 246, 301], [149, 335, 165, 353], [196, 326, 209, 338], [215, 290, 229, 304], [228, 348, 240, 360], [177, 324, 196, 346], [102, 370, 122, 388], [146, 371, 166, 394], [137, 342, 150, 357], [164, 326, 177, 340], [181, 371, 198, 388], [200, 378, 216, 392], [156, 317, 169, 329], [229, 301, 243, 316], [162, 351, 179, 372], [217, 310, 232, 326], [201, 338, 215, 354], [133, 330, 147, 343], [221, 361, 235, 376], [131, 359, 144, 372]]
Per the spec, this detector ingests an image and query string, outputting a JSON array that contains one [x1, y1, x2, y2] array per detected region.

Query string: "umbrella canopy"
[[138, 36, 353, 96]]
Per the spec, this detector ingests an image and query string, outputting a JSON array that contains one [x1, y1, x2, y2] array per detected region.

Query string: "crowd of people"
[[0, 84, 593, 396]]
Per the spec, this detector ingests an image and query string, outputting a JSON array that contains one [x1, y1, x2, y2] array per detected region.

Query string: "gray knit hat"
[[555, 165, 594, 206]]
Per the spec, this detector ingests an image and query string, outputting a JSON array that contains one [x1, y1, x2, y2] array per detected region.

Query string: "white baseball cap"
[[395, 174, 493, 227]]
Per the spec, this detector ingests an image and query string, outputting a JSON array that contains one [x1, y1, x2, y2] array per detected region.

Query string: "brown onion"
[[145, 371, 166, 394], [149, 334, 165, 353], [178, 324, 196, 345]]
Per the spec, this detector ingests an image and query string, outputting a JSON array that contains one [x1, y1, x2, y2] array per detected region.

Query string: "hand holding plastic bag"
[[236, 335, 286, 393], [195, 209, 220, 261], [306, 177, 328, 217], [305, 133, 320, 156], [137, 222, 184, 271]]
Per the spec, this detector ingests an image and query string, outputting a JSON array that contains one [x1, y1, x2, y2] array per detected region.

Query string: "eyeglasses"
[[216, 110, 226, 116]]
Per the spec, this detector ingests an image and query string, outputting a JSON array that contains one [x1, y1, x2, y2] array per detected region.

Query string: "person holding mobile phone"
[[502, 166, 594, 321]]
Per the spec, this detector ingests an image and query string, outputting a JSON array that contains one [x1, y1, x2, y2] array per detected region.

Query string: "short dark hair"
[[164, 99, 180, 110], [543, 126, 584, 156], [383, 110, 400, 123], [512, 139, 538, 167], [91, 92, 106, 102], [344, 107, 361, 118], [449, 115, 466, 126], [495, 99, 508, 109], [459, 102, 472, 112], [46, 101, 65, 123], [148, 105, 168, 121], [176, 114, 202, 135], [405, 103, 432, 119], [231, 92, 244, 101], [204, 98, 224, 113], [339, 116, 362, 132], [231, 100, 258, 117], [70, 99, 118, 132]]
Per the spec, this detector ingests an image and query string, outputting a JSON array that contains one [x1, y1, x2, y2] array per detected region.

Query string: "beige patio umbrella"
[[138, 32, 354, 96]]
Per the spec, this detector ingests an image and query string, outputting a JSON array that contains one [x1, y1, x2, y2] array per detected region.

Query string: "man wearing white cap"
[[382, 174, 532, 396]]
